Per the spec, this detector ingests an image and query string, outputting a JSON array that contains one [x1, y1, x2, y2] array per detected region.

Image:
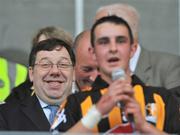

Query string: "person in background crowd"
[[32, 26, 73, 47], [95, 3, 180, 90], [0, 56, 27, 101], [73, 30, 99, 91]]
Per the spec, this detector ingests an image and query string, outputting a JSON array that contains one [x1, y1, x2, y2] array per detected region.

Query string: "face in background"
[[29, 46, 74, 105], [32, 26, 73, 48], [92, 22, 136, 83], [75, 31, 98, 90], [95, 4, 139, 43], [95, 10, 109, 21]]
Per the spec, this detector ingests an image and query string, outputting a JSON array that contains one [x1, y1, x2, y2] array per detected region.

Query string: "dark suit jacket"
[[5, 80, 32, 103], [135, 47, 180, 89], [0, 92, 50, 131]]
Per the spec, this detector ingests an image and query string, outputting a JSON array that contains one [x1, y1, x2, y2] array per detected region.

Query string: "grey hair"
[[96, 3, 140, 41]]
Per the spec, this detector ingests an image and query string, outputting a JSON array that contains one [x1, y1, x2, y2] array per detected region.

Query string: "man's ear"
[[130, 43, 138, 58], [88, 47, 97, 61], [28, 67, 34, 82], [72, 69, 76, 81]]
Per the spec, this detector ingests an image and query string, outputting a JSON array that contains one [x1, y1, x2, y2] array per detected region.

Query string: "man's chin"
[[46, 96, 63, 105]]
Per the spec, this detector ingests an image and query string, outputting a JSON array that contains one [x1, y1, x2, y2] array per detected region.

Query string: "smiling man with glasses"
[[0, 38, 75, 131], [28, 38, 75, 105]]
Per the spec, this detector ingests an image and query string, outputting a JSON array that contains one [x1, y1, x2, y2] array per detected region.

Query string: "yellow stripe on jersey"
[[100, 88, 107, 95], [153, 93, 165, 131], [108, 106, 122, 128], [100, 88, 122, 129], [134, 85, 146, 117]]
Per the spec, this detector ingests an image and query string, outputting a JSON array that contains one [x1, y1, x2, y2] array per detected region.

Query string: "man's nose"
[[49, 64, 60, 74], [109, 42, 118, 53]]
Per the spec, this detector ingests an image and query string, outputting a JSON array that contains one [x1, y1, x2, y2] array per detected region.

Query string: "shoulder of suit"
[[142, 48, 180, 62], [144, 84, 171, 95]]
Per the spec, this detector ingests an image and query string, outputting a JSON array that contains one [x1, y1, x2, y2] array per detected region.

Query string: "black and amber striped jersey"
[[58, 75, 180, 133]]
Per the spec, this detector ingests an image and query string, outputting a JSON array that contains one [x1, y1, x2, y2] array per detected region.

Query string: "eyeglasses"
[[34, 61, 73, 71]]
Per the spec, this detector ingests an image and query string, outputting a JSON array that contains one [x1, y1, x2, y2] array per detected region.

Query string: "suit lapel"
[[20, 94, 50, 131], [135, 47, 152, 84]]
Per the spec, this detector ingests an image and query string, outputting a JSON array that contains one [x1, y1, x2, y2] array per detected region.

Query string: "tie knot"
[[47, 105, 59, 125], [48, 105, 58, 112]]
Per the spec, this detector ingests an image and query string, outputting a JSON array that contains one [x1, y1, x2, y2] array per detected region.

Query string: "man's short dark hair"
[[29, 38, 75, 67], [90, 15, 134, 47]]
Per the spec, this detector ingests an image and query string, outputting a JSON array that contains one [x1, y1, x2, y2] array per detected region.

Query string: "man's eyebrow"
[[96, 37, 109, 43], [58, 57, 72, 63], [38, 57, 49, 61], [59, 56, 72, 60], [116, 35, 126, 38], [97, 37, 109, 41], [81, 66, 93, 69], [81, 66, 94, 71], [116, 35, 128, 39]]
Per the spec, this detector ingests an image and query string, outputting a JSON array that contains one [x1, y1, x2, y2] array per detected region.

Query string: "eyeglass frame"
[[33, 60, 73, 71]]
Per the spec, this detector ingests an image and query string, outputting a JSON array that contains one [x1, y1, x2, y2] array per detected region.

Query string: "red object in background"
[[105, 123, 133, 134]]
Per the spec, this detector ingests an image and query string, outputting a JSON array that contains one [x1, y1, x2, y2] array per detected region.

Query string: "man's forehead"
[[36, 47, 71, 60], [77, 49, 94, 62], [95, 21, 126, 29], [95, 23, 129, 37]]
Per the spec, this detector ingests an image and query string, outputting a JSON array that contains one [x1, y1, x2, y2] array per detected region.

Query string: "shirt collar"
[[37, 96, 48, 108], [130, 44, 141, 73]]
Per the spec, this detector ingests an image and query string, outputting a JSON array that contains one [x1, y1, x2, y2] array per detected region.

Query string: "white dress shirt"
[[37, 97, 51, 122]]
